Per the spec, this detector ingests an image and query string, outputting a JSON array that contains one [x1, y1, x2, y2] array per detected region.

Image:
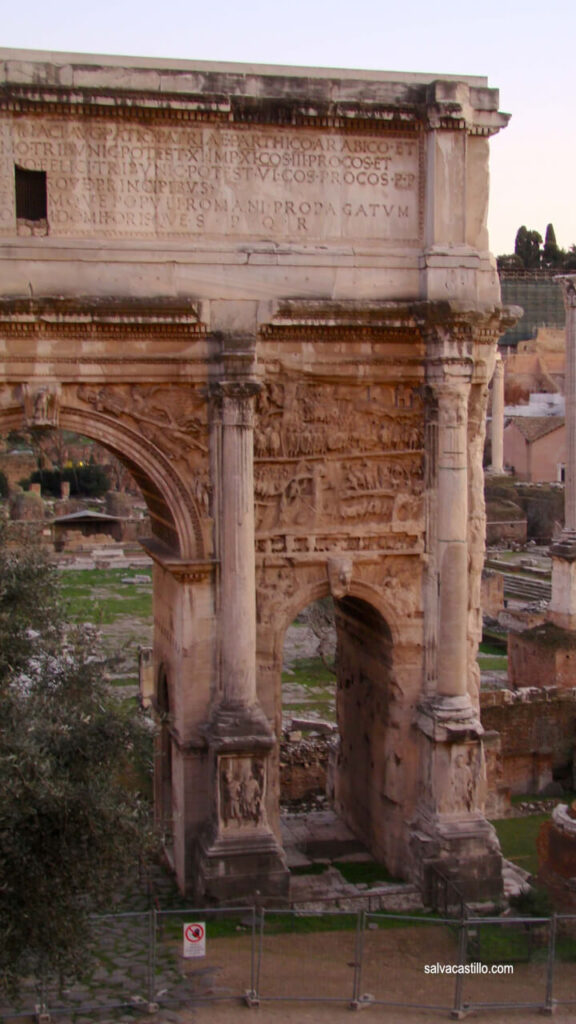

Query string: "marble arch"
[[0, 49, 519, 903]]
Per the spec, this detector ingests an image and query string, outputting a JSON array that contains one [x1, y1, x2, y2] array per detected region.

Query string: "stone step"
[[502, 574, 551, 602]]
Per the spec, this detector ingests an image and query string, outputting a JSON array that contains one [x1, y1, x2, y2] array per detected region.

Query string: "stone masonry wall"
[[481, 688, 576, 796]]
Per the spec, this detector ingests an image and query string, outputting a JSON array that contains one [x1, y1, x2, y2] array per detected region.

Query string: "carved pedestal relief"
[[219, 756, 267, 831]]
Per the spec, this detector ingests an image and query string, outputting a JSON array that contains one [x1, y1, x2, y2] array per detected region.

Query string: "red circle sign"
[[185, 923, 205, 943]]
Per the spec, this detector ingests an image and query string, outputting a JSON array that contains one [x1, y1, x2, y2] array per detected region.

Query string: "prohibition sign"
[[183, 921, 206, 958], [185, 923, 204, 943]]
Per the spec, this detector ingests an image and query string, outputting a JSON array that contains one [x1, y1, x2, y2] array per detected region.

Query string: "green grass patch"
[[282, 657, 336, 689], [290, 863, 330, 876], [479, 639, 507, 656], [469, 922, 547, 964], [59, 568, 153, 624], [262, 912, 359, 934], [477, 655, 508, 671], [510, 792, 575, 806], [491, 815, 548, 875], [335, 860, 399, 886]]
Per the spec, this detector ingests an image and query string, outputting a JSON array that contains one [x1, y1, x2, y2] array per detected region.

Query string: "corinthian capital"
[[211, 379, 261, 428], [559, 275, 576, 310]]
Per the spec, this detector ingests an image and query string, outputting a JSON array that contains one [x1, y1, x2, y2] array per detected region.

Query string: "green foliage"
[[514, 225, 543, 269], [543, 223, 563, 267], [509, 885, 553, 918], [336, 860, 398, 886], [27, 463, 111, 498], [0, 527, 155, 996]]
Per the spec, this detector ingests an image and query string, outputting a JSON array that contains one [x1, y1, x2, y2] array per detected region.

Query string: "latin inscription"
[[5, 119, 421, 243]]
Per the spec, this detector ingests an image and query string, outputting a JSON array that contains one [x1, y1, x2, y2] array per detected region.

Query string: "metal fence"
[[2, 905, 576, 1020]]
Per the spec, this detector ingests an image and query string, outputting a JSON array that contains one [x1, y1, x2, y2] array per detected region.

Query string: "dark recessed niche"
[[15, 165, 47, 221]]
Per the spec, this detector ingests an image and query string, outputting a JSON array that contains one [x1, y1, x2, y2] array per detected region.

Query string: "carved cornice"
[[140, 537, 216, 581], [0, 297, 206, 337], [261, 300, 518, 344], [0, 83, 426, 132]]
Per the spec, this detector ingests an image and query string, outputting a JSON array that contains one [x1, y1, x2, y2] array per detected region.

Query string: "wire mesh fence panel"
[[459, 916, 551, 1014], [358, 912, 458, 1012], [551, 915, 576, 1009], [0, 976, 44, 1019], [154, 907, 256, 1008], [256, 909, 360, 1005]]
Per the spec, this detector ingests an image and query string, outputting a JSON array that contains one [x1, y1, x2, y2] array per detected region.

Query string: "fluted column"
[[562, 280, 576, 532], [215, 379, 260, 707], [549, 277, 576, 628], [433, 377, 471, 700], [491, 353, 505, 475]]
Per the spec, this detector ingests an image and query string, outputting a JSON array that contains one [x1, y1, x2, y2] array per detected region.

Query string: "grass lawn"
[[491, 814, 548, 876], [59, 567, 152, 623], [282, 655, 336, 722]]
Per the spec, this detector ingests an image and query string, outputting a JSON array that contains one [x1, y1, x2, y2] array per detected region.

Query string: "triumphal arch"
[[0, 50, 515, 902]]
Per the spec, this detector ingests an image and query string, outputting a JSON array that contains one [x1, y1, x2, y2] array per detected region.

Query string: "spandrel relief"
[[76, 384, 210, 496], [219, 756, 266, 830]]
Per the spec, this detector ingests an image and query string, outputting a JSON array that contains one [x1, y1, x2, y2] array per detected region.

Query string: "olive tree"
[[0, 529, 154, 996]]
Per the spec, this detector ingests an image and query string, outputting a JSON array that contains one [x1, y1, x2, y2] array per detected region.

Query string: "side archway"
[[268, 572, 404, 874], [0, 401, 206, 560]]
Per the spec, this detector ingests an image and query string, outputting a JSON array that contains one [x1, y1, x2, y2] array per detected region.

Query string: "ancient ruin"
[[0, 50, 516, 902]]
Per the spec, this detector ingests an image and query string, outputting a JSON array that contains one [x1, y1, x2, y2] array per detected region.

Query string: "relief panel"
[[254, 379, 424, 553]]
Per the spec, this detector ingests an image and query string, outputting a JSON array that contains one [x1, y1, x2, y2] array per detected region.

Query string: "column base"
[[410, 810, 503, 906], [197, 828, 289, 906], [415, 694, 484, 742]]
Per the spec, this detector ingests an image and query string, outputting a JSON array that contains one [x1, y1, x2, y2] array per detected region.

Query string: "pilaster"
[[490, 353, 505, 475]]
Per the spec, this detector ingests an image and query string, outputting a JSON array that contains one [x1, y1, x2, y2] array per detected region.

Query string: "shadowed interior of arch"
[[280, 593, 397, 871]]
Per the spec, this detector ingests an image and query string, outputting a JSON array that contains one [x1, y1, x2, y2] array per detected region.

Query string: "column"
[[549, 277, 576, 628], [217, 379, 260, 707], [562, 279, 576, 533], [491, 352, 505, 475], [430, 369, 473, 706], [200, 375, 289, 903], [410, 336, 502, 906]]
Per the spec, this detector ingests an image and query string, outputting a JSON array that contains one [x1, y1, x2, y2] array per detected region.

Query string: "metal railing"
[[2, 906, 576, 1021]]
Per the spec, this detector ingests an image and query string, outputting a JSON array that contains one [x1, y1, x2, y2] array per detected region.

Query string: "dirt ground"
[[151, 925, 576, 1024]]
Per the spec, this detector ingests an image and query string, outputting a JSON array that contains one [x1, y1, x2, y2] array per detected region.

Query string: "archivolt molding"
[[259, 565, 407, 657], [63, 405, 206, 560]]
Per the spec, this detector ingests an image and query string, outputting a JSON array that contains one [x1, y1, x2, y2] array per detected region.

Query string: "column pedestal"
[[549, 532, 576, 631], [411, 700, 502, 904], [198, 704, 288, 904]]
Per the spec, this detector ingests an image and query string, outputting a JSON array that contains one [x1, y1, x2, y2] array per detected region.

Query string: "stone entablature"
[[0, 50, 517, 903]]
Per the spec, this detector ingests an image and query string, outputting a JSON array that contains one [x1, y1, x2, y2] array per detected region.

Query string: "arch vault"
[[0, 49, 519, 902]]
